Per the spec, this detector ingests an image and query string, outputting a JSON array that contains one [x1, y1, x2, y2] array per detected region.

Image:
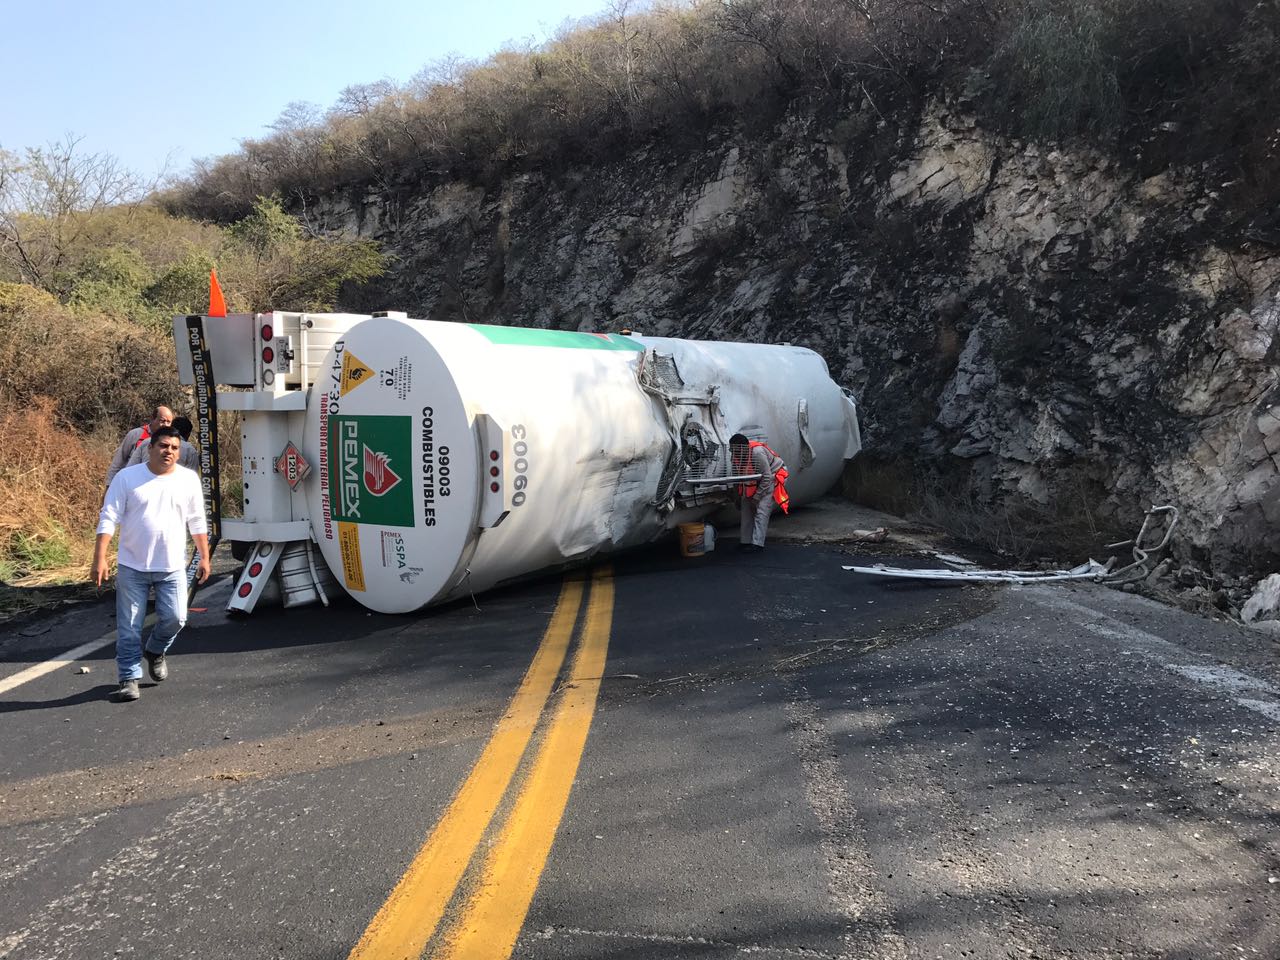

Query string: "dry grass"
[[846, 454, 1137, 566], [0, 285, 244, 601], [0, 397, 110, 587], [0, 283, 181, 433], [911, 474, 1134, 565], [0, 283, 180, 596]]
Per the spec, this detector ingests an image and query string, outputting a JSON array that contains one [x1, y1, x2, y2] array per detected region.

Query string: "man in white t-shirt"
[[93, 427, 211, 702]]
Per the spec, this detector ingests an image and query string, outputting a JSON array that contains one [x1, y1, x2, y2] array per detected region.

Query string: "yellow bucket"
[[678, 522, 707, 558]]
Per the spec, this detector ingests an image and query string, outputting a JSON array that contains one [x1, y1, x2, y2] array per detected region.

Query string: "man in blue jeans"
[[92, 426, 211, 702]]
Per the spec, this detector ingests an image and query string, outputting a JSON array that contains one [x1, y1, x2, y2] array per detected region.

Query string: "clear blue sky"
[[2, 0, 615, 181]]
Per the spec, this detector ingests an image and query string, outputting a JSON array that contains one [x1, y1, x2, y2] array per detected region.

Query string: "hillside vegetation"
[[0, 146, 385, 594], [167, 0, 1278, 226], [157, 0, 1278, 581]]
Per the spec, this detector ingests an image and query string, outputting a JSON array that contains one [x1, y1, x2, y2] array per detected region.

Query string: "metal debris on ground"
[[843, 559, 1112, 585], [850, 527, 889, 543], [844, 505, 1179, 586]]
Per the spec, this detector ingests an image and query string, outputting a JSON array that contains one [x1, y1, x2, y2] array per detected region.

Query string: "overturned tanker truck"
[[173, 311, 862, 614]]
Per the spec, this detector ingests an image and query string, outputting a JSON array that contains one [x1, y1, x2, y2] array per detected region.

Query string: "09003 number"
[[511, 424, 530, 507]]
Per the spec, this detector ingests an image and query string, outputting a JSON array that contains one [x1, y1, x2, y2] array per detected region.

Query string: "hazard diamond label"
[[274, 441, 312, 492], [340, 350, 376, 396]]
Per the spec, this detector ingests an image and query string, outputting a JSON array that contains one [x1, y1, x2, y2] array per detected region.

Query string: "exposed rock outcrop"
[[326, 96, 1280, 587]]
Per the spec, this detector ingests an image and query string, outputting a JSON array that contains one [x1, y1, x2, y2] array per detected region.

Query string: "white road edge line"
[[0, 633, 120, 696], [0, 578, 234, 696]]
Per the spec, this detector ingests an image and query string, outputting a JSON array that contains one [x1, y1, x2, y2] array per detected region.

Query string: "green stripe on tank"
[[467, 324, 645, 352]]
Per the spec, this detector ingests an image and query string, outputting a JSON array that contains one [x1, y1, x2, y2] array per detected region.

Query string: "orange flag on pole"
[[208, 269, 227, 318]]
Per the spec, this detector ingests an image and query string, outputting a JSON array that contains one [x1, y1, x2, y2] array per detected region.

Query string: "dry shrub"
[[912, 466, 1134, 564], [0, 284, 184, 590], [164, 0, 1275, 233], [841, 454, 918, 514], [0, 397, 108, 585], [985, 0, 1126, 141], [0, 283, 181, 434], [845, 452, 1135, 564]]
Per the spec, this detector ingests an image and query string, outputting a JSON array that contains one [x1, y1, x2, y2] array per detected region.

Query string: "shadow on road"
[[0, 683, 120, 713]]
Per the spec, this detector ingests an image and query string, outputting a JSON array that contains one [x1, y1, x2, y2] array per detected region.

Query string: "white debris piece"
[[842, 560, 1110, 584], [930, 552, 977, 567], [851, 527, 889, 543], [1241, 573, 1280, 624]]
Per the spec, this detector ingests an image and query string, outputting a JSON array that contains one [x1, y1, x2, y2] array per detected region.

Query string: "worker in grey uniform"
[[106, 405, 174, 484], [127, 415, 200, 472], [730, 433, 790, 553]]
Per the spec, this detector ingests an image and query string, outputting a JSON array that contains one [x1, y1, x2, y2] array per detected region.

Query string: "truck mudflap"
[[227, 540, 338, 614]]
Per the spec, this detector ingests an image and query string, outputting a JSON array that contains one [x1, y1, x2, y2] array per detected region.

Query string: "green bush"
[[8, 525, 73, 575], [63, 246, 155, 317], [218, 196, 387, 312], [228, 194, 302, 255], [144, 248, 217, 315]]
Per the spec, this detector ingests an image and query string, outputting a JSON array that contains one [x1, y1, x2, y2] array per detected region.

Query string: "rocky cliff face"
[[328, 96, 1280, 591]]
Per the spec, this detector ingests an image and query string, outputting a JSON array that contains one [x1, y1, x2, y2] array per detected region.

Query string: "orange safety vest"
[[736, 441, 790, 514]]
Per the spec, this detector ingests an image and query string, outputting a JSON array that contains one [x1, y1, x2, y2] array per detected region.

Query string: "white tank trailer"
[[173, 311, 862, 614]]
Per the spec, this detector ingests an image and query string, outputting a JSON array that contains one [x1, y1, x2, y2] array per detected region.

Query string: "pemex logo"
[[328, 415, 414, 527], [363, 446, 401, 496]]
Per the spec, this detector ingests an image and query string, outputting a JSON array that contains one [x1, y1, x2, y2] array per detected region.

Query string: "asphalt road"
[[0, 537, 1277, 960]]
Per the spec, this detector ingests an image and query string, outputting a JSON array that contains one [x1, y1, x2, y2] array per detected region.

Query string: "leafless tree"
[[408, 55, 472, 96], [0, 135, 155, 290], [333, 80, 398, 118]]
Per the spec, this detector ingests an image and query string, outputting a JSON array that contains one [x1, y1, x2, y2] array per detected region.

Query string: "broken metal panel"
[[647, 351, 686, 394], [843, 506, 1179, 588], [1102, 505, 1179, 584], [639, 337, 853, 506]]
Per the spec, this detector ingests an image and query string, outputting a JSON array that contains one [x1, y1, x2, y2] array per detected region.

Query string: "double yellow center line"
[[348, 566, 615, 960]]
